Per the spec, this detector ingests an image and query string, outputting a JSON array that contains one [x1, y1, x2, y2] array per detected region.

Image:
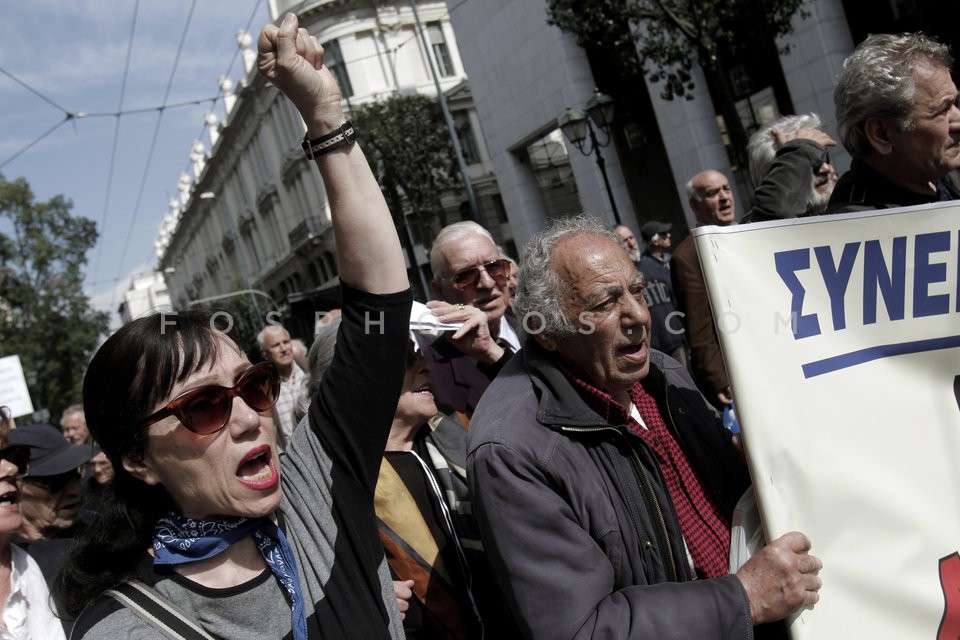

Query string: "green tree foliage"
[[0, 174, 108, 419], [351, 93, 459, 246], [546, 0, 810, 164], [546, 0, 808, 100]]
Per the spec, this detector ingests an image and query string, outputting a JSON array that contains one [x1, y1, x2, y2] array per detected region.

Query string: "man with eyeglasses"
[[424, 221, 523, 421], [742, 113, 838, 224], [9, 423, 92, 634], [9, 423, 93, 542], [0, 409, 68, 638]]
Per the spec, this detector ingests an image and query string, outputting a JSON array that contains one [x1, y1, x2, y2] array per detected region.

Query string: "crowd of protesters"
[[0, 23, 957, 640]]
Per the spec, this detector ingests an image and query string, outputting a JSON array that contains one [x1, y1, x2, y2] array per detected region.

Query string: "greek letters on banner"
[[694, 201, 960, 640]]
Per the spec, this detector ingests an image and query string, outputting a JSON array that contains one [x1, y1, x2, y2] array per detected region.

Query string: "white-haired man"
[[742, 113, 839, 223], [60, 404, 91, 446], [467, 215, 822, 640], [424, 221, 522, 421], [257, 324, 305, 449]]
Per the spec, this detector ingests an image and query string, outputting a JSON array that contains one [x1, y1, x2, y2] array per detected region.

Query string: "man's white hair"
[[429, 221, 496, 279]]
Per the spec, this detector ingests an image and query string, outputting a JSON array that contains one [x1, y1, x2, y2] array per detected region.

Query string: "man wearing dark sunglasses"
[[424, 221, 523, 420], [742, 112, 839, 224], [8, 423, 92, 635], [9, 423, 93, 542]]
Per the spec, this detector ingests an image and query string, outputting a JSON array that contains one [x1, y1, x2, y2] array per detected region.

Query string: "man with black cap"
[[640, 220, 673, 263], [10, 423, 93, 542], [637, 220, 686, 366], [9, 423, 91, 635]]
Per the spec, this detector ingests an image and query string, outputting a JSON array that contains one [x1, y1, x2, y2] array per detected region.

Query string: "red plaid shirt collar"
[[555, 362, 646, 436], [555, 361, 732, 579]]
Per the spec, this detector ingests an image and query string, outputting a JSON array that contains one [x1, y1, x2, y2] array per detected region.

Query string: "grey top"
[[71, 286, 412, 640]]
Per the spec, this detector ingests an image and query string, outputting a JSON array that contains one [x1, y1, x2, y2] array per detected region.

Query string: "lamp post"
[[558, 88, 621, 225], [409, 0, 481, 224]]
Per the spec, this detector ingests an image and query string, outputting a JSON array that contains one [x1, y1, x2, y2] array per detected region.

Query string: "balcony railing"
[[288, 215, 327, 251]]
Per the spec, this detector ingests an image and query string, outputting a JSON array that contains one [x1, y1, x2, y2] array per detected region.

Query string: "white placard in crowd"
[[695, 201, 960, 640], [0, 355, 35, 418]]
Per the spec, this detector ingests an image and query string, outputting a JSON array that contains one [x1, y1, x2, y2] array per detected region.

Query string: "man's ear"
[[864, 116, 895, 156], [429, 280, 444, 300], [122, 455, 160, 486]]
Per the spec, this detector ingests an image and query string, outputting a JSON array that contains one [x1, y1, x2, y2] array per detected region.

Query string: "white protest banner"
[[0, 355, 34, 418], [695, 201, 960, 640]]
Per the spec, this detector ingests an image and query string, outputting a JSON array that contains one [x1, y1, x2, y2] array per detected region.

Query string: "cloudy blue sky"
[[0, 0, 272, 328]]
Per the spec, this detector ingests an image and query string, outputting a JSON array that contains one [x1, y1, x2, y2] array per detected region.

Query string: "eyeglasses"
[[24, 468, 80, 493], [441, 259, 509, 290], [140, 361, 280, 436], [0, 445, 29, 476], [811, 151, 831, 171]]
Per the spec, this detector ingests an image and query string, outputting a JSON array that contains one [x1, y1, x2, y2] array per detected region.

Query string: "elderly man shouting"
[[466, 216, 821, 640]]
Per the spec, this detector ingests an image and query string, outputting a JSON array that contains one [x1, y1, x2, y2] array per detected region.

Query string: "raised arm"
[[258, 13, 407, 294]]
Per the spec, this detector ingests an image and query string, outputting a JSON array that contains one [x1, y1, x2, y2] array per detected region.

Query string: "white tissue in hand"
[[409, 300, 463, 336]]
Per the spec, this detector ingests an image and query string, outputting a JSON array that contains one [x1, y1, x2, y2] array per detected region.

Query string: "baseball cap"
[[640, 220, 672, 241], [8, 424, 95, 478]]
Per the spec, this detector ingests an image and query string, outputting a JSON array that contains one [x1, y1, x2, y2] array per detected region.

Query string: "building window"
[[323, 39, 353, 97], [427, 22, 454, 77], [453, 111, 480, 164]]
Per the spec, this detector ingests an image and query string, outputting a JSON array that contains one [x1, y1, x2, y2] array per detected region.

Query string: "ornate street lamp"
[[559, 88, 621, 224]]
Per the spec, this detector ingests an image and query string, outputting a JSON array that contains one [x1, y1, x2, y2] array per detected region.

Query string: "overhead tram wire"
[[0, 67, 78, 170], [177, 0, 265, 197], [122, 0, 263, 306], [0, 2, 269, 321], [0, 66, 71, 114], [81, 97, 227, 119], [0, 65, 221, 172], [0, 117, 72, 171], [121, 1, 422, 305], [91, 0, 141, 287], [108, 0, 200, 314]]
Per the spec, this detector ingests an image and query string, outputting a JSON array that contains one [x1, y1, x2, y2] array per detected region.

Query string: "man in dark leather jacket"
[[827, 33, 960, 214], [467, 216, 822, 640]]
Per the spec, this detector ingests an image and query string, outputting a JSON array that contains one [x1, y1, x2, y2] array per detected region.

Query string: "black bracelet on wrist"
[[301, 121, 358, 160]]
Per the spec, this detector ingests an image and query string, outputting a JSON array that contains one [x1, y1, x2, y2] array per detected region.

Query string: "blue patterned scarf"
[[153, 512, 307, 640]]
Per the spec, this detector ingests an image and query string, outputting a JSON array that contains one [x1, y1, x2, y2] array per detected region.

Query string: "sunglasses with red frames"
[[441, 258, 509, 291], [0, 445, 30, 476], [139, 361, 280, 436]]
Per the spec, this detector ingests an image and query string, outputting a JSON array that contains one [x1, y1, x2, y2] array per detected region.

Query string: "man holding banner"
[[681, 32, 960, 639], [466, 216, 822, 640]]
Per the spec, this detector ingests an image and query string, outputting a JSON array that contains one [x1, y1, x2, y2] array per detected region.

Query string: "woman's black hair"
[[55, 308, 242, 617]]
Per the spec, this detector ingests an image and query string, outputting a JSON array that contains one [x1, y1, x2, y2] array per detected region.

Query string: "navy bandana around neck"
[[153, 512, 308, 640]]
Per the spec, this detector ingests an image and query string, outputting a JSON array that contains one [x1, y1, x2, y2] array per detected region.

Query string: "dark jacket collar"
[[828, 158, 950, 212], [521, 338, 670, 430]]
